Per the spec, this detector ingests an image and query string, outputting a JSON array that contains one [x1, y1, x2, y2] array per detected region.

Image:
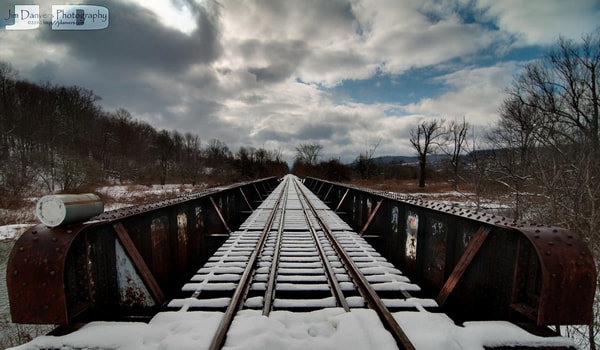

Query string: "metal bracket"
[[210, 196, 231, 233], [323, 184, 334, 202], [335, 188, 350, 212], [436, 226, 490, 306], [239, 187, 254, 212], [359, 199, 384, 236]]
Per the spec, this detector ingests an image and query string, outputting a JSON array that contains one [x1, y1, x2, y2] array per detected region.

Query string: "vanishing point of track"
[[168, 175, 427, 349]]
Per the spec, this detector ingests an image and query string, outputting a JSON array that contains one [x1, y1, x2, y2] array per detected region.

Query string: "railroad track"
[[167, 175, 438, 349]]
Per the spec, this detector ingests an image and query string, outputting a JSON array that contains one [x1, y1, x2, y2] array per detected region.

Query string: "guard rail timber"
[[7, 177, 279, 325], [303, 177, 596, 327]]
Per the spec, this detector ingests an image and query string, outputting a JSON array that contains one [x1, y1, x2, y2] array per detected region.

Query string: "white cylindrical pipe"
[[36, 193, 104, 227]]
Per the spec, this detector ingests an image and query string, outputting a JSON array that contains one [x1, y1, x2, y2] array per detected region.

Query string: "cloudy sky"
[[1, 0, 599, 163]]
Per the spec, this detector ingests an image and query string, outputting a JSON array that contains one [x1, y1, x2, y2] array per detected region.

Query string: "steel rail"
[[294, 179, 416, 350], [262, 180, 290, 316], [292, 179, 350, 312], [208, 178, 289, 350]]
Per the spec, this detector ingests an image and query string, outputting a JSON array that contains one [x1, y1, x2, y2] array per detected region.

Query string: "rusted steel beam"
[[239, 187, 254, 212], [436, 226, 490, 306], [260, 181, 269, 195], [323, 184, 334, 201], [113, 223, 166, 304], [359, 199, 384, 236], [209, 196, 231, 233], [316, 181, 325, 195], [334, 188, 350, 212], [253, 183, 263, 199]]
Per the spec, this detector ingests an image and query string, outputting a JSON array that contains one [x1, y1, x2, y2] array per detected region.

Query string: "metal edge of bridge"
[[303, 177, 597, 327], [7, 177, 279, 325]]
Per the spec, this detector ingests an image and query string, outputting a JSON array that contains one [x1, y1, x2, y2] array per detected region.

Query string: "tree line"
[[0, 63, 288, 202]]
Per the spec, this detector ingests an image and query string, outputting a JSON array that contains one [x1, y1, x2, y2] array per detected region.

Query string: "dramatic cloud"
[[1, 0, 598, 163]]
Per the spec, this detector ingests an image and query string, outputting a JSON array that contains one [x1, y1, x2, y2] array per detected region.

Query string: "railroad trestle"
[[6, 175, 596, 335]]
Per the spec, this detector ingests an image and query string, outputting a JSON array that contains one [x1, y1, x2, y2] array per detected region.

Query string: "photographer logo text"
[[4, 5, 109, 30]]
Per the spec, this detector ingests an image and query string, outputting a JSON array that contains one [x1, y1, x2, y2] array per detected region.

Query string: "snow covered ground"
[[0, 224, 32, 241], [8, 308, 574, 350]]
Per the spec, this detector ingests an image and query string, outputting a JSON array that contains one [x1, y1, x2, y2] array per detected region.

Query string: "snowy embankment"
[[0, 224, 32, 241], [9, 308, 573, 350]]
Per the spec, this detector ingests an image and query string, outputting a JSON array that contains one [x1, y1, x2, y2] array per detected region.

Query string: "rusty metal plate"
[[7, 224, 85, 324], [515, 225, 596, 325]]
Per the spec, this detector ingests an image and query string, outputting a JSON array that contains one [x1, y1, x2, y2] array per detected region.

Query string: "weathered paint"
[[115, 240, 154, 308]]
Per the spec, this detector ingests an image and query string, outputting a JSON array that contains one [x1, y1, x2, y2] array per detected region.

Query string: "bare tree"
[[502, 33, 600, 349], [295, 142, 323, 166], [410, 119, 446, 188], [441, 117, 469, 190], [355, 139, 381, 179], [489, 96, 542, 219]]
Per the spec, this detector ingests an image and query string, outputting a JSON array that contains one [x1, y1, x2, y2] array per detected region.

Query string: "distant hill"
[[359, 154, 447, 165], [371, 155, 418, 164], [348, 154, 454, 167]]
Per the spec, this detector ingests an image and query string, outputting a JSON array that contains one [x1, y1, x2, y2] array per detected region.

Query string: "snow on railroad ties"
[[10, 308, 575, 350]]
